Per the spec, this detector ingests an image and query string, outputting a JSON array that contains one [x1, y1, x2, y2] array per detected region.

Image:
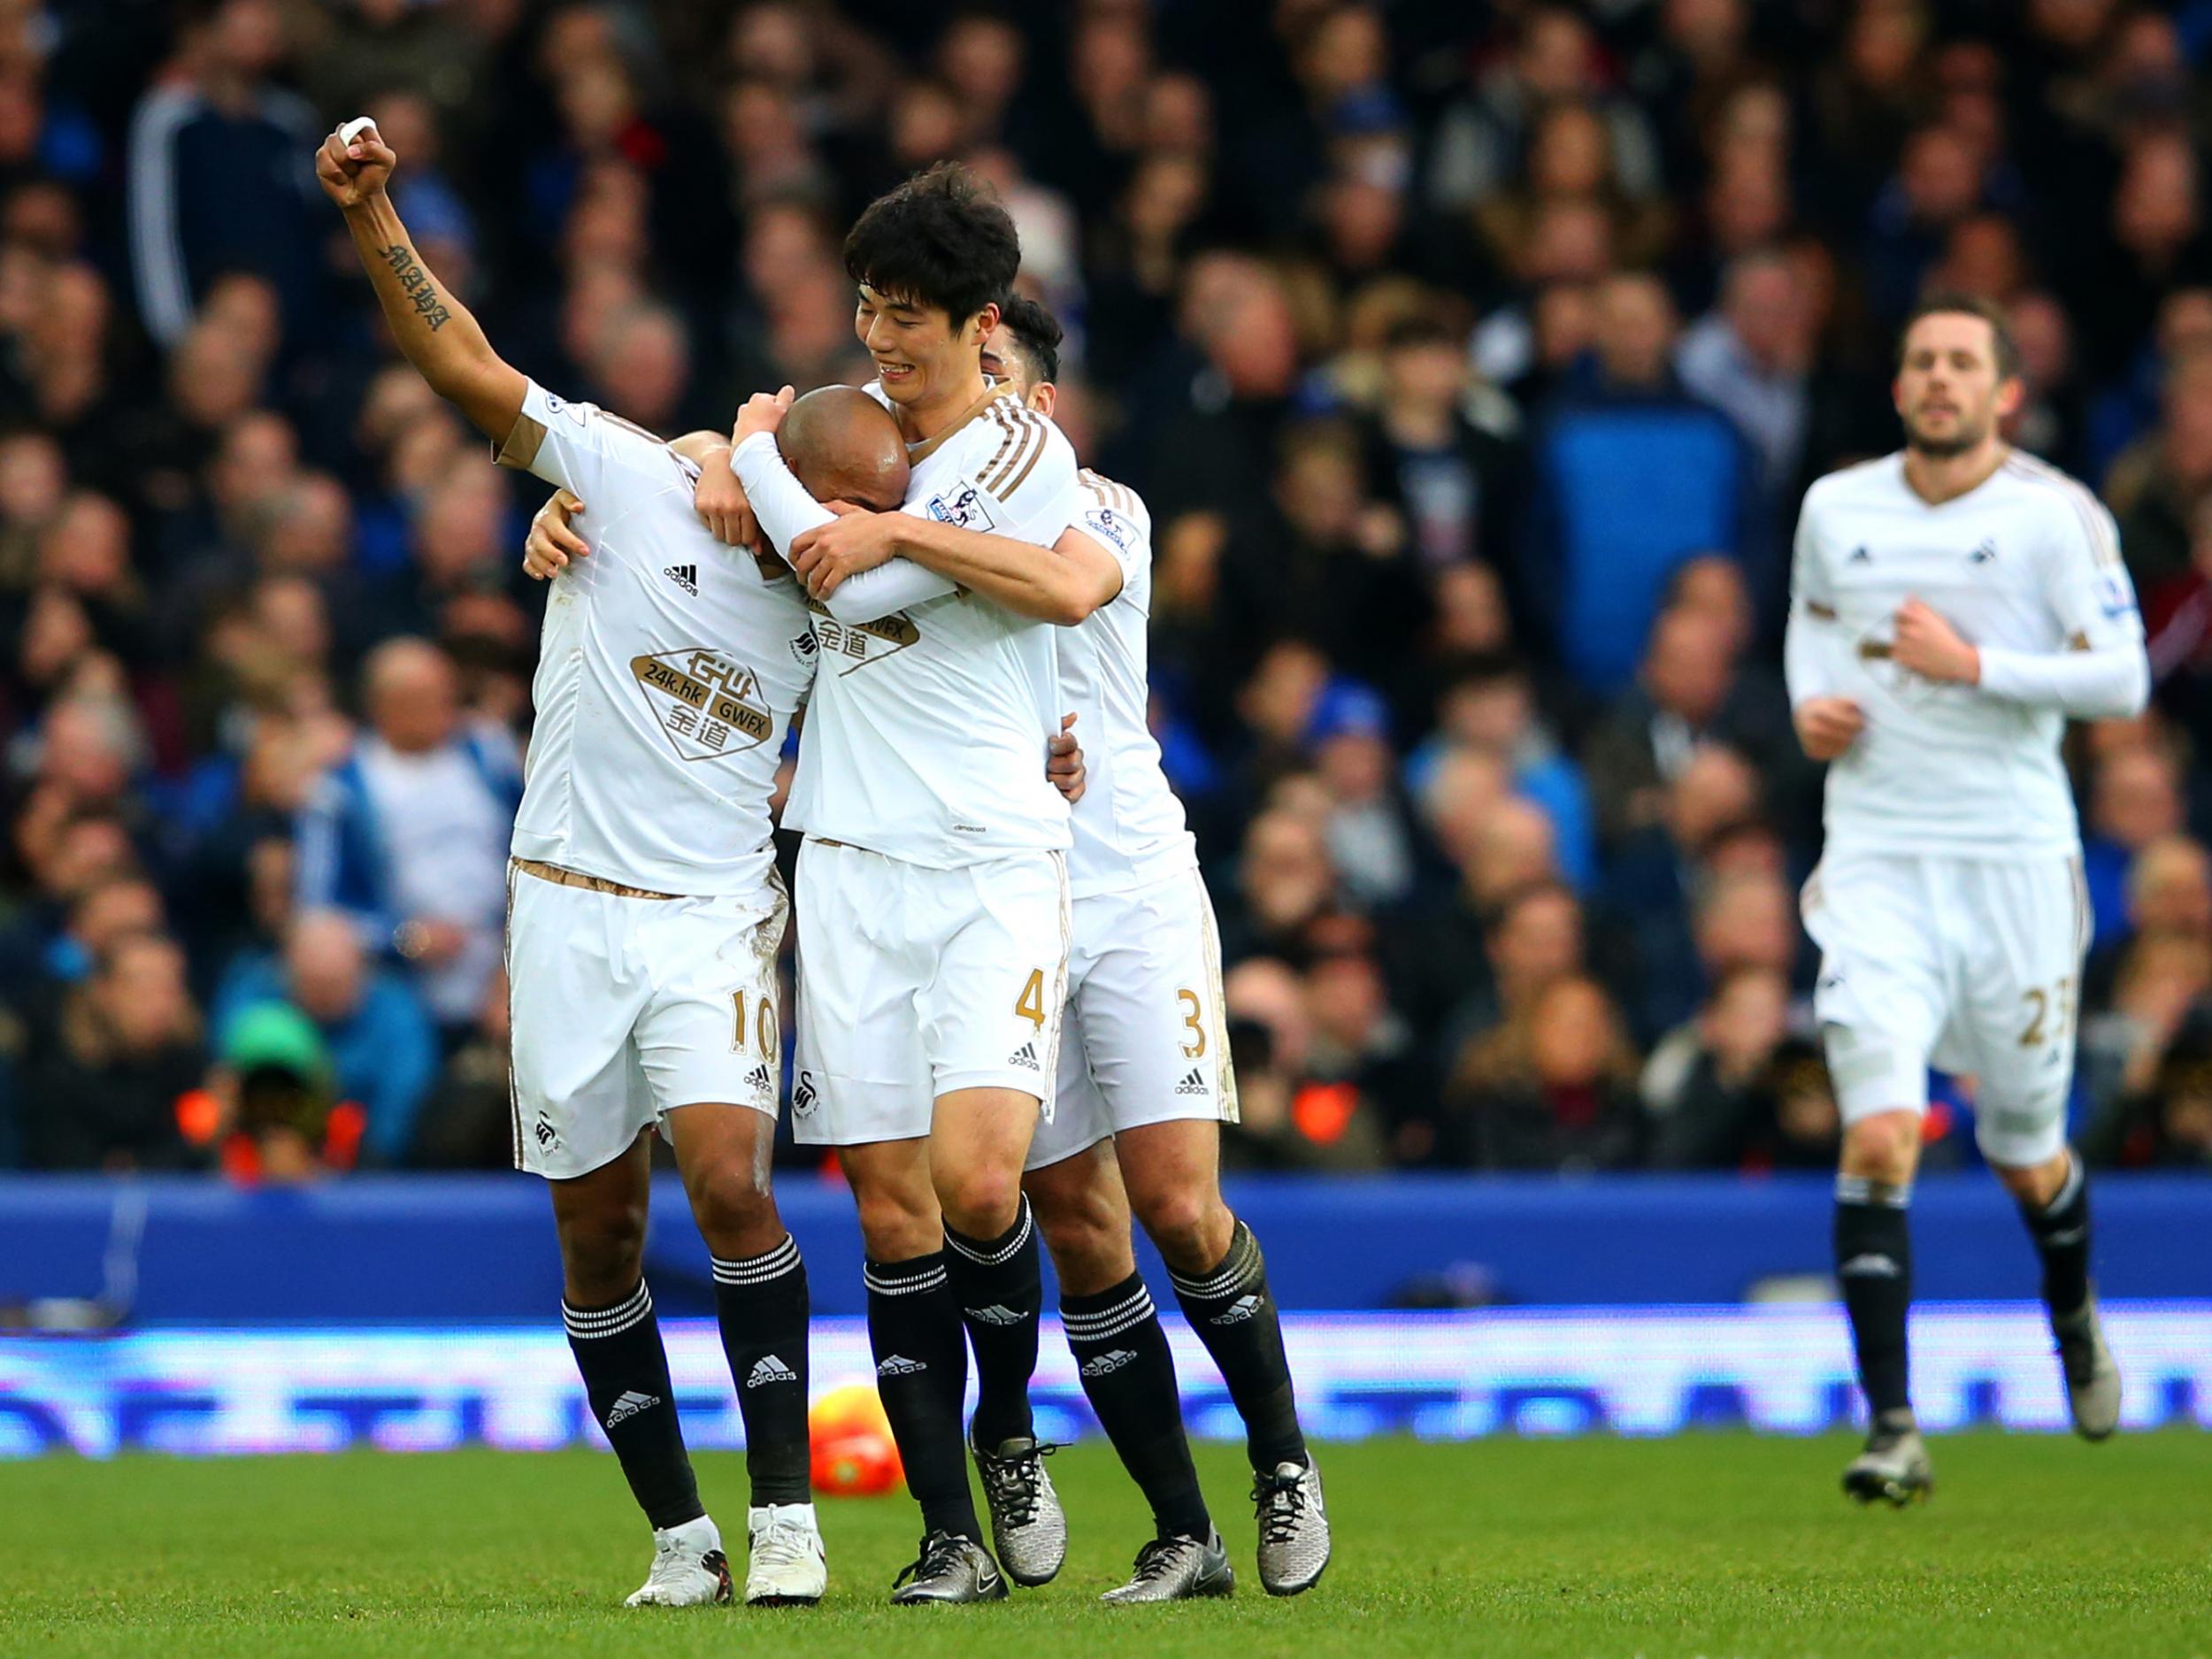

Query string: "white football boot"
[[745, 1502, 828, 1605], [625, 1514, 733, 1606]]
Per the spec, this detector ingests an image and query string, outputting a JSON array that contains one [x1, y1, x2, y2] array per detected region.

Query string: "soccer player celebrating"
[[795, 296, 1331, 1599], [316, 119, 834, 1606], [1786, 295, 2143, 1504], [719, 165, 1089, 1604]]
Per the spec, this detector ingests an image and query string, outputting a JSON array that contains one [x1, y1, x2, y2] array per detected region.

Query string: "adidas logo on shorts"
[[1008, 1041, 1040, 1071], [1174, 1067, 1208, 1097], [1080, 1349, 1138, 1379], [664, 563, 698, 595], [965, 1304, 1024, 1326], [876, 1354, 926, 1378], [745, 1064, 773, 1095], [603, 1389, 661, 1429], [746, 1354, 798, 1389], [1211, 1294, 1263, 1326]]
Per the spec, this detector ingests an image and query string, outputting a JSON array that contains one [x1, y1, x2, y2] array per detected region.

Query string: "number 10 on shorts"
[[732, 989, 779, 1055]]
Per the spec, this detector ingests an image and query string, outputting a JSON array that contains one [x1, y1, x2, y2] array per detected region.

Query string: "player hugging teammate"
[[326, 116, 1325, 1611], [1788, 294, 2144, 1503]]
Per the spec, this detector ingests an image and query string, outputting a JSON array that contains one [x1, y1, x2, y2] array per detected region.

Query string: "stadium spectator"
[[1522, 271, 1763, 691], [2080, 740, 2187, 951], [1444, 973, 1643, 1171], [1218, 956, 1390, 1172], [1356, 316, 1522, 575], [126, 0, 321, 349], [211, 909, 436, 1166], [18, 930, 204, 1171], [294, 638, 518, 1035], [1642, 964, 1795, 1169], [1582, 603, 1795, 851]]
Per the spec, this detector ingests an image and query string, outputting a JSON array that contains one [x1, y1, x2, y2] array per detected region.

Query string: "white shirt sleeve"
[[1065, 480, 1147, 609], [1977, 494, 2148, 719], [494, 379, 684, 503], [730, 434, 960, 623], [1784, 495, 1846, 708]]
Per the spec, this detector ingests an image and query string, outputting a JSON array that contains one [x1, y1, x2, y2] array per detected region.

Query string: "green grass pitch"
[[3, 1433, 2207, 1659]]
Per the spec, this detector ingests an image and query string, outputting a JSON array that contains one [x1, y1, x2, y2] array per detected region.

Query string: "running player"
[[317, 118, 840, 1607], [1786, 293, 2142, 1504], [793, 296, 1332, 1600]]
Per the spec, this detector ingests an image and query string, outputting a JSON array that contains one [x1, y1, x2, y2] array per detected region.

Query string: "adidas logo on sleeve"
[[746, 1354, 798, 1388]]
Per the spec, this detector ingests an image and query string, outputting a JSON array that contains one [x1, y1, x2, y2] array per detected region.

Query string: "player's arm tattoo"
[[372, 242, 452, 331], [334, 189, 521, 440]]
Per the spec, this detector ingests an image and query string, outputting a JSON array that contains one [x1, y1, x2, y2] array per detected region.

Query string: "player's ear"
[[1995, 374, 2026, 420]]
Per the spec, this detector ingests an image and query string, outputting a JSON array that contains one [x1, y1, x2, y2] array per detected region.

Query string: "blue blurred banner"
[[3, 1304, 2208, 1457], [5, 1175, 2211, 1322]]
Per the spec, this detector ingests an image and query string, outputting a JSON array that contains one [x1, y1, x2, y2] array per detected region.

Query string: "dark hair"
[[994, 293, 1063, 388], [842, 162, 1019, 327], [1382, 315, 1459, 353], [1898, 292, 2022, 380]]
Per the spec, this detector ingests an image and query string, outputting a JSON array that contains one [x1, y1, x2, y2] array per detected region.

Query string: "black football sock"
[[1064, 1273, 1211, 1540], [944, 1194, 1042, 1449], [710, 1234, 812, 1507], [1834, 1176, 1915, 1421], [564, 1279, 704, 1530], [1168, 1217, 1309, 1471], [864, 1251, 981, 1541], [2020, 1150, 2093, 1318]]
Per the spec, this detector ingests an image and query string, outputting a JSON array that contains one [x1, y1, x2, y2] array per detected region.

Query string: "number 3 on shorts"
[[1177, 988, 1205, 1059], [1015, 968, 1046, 1028]]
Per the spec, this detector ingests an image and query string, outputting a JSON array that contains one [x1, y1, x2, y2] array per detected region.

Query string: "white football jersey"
[[495, 379, 817, 895], [1054, 470, 1197, 897], [782, 387, 1078, 868], [1789, 449, 2144, 861]]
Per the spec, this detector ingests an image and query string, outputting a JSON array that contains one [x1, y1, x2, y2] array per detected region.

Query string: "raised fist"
[[316, 119, 397, 211]]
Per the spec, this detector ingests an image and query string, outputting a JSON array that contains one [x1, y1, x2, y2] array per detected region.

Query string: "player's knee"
[[1840, 1111, 1922, 1186], [1131, 1184, 1225, 1271], [937, 1164, 1023, 1240], [556, 1200, 648, 1301], [854, 1184, 941, 1262], [1033, 1186, 1129, 1287], [685, 1163, 780, 1256]]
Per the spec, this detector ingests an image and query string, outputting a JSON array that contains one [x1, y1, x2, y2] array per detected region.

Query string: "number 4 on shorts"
[[1014, 968, 1045, 1028]]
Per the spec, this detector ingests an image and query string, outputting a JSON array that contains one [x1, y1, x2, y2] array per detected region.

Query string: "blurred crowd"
[[4, 0, 2212, 1181]]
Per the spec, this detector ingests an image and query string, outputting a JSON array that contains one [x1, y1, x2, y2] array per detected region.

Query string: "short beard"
[[1904, 414, 1988, 460]]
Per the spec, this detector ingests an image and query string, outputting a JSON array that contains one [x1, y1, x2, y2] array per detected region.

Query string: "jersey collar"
[[902, 380, 1014, 465]]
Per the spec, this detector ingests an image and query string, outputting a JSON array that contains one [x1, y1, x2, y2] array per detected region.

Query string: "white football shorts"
[[1802, 849, 2090, 1168], [1027, 864, 1240, 1171], [507, 863, 787, 1180], [790, 838, 1070, 1146]]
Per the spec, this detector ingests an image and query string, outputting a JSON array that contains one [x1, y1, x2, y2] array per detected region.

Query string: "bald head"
[[363, 637, 457, 755], [779, 388, 910, 512]]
